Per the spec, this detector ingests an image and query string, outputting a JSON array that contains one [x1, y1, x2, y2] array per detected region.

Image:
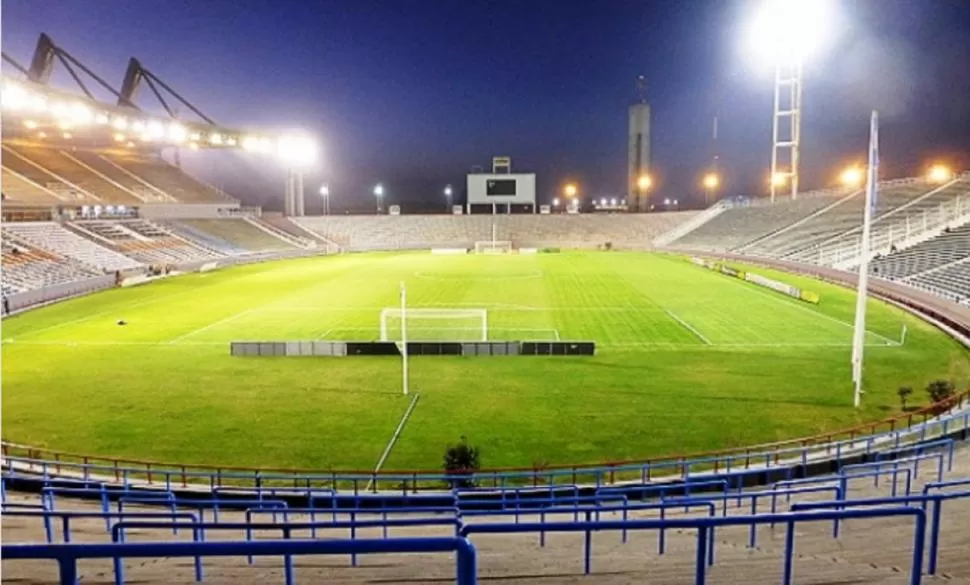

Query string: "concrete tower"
[[627, 76, 651, 212]]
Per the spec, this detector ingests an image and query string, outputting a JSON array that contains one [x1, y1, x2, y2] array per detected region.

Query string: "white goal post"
[[474, 240, 513, 254], [380, 308, 488, 341]]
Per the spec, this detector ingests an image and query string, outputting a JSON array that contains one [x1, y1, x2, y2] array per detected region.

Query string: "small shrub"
[[897, 386, 913, 411], [925, 380, 956, 405], [443, 436, 480, 488]]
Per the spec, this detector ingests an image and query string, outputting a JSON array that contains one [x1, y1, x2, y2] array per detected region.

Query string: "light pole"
[[552, 197, 560, 212], [444, 184, 453, 212], [373, 183, 384, 214], [702, 172, 720, 206], [564, 183, 578, 213], [745, 0, 840, 201], [319, 184, 330, 215], [636, 174, 652, 212]]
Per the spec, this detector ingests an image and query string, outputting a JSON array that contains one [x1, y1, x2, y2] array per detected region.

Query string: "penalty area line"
[[366, 393, 421, 491], [663, 309, 712, 345]]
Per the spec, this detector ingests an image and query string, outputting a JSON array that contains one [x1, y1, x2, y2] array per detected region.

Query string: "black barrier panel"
[[408, 342, 462, 356], [520, 342, 595, 356], [346, 342, 401, 356]]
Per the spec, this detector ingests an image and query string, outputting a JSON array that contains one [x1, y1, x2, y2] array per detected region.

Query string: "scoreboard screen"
[[486, 179, 517, 196]]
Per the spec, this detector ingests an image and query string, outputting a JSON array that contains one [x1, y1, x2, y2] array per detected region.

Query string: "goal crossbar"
[[474, 240, 513, 254], [380, 308, 488, 341]]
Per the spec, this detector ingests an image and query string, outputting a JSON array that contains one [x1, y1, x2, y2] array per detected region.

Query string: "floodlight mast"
[[770, 62, 803, 202]]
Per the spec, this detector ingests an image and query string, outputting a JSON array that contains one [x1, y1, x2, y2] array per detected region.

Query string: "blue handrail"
[[2, 537, 478, 585], [458, 507, 926, 585], [791, 490, 970, 575]]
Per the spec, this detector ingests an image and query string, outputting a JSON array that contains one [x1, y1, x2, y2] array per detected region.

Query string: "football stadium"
[[3, 2, 970, 584]]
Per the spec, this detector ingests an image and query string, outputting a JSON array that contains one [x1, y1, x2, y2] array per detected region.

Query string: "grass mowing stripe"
[[662, 308, 712, 345], [367, 394, 421, 490]]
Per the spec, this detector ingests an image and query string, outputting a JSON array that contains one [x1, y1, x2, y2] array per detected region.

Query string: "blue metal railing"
[[2, 537, 478, 585], [459, 508, 927, 584], [790, 490, 970, 575]]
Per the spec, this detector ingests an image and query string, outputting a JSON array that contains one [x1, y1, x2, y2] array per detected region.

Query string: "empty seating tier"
[[176, 219, 297, 251], [101, 153, 236, 203], [2, 222, 142, 272]]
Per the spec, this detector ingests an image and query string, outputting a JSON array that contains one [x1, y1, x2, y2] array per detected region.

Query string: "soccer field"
[[3, 251, 968, 473]]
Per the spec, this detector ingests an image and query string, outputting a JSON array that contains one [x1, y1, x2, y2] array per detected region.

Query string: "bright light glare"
[[703, 173, 720, 189], [168, 123, 187, 143], [373, 184, 385, 197], [2, 84, 28, 110], [840, 166, 864, 187], [319, 185, 330, 196], [112, 117, 128, 131], [23, 120, 38, 129], [276, 134, 317, 167], [928, 164, 952, 184], [637, 174, 652, 190], [744, 0, 838, 68], [600, 198, 607, 206], [771, 172, 788, 186], [610, 198, 617, 206], [663, 198, 671, 205], [552, 197, 560, 206], [564, 183, 578, 197], [444, 185, 453, 197]]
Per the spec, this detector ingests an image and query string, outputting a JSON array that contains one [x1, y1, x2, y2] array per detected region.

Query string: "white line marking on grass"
[[167, 309, 255, 344], [366, 393, 420, 492], [663, 309, 712, 345]]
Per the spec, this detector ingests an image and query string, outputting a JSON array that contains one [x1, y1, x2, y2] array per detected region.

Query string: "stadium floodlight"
[[23, 120, 38, 129], [373, 183, 385, 213], [663, 197, 671, 205], [771, 172, 788, 187], [276, 134, 317, 167], [147, 120, 165, 139], [444, 185, 453, 197], [702, 172, 720, 190], [113, 132, 126, 142], [610, 198, 617, 206], [745, 0, 841, 202], [95, 113, 109, 125], [62, 132, 72, 139], [112, 117, 128, 131], [36, 131, 47, 139], [744, 0, 838, 69], [132, 120, 146, 133], [928, 164, 952, 184], [600, 197, 607, 206], [564, 183, 578, 198], [637, 174, 653, 191], [840, 166, 864, 188], [27, 93, 47, 113], [168, 123, 187, 143], [1, 82, 28, 110], [68, 103, 93, 125], [209, 132, 224, 145], [319, 184, 330, 196], [552, 197, 560, 207]]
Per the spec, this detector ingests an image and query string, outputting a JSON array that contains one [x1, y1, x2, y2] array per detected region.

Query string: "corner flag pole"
[[400, 281, 409, 396], [851, 110, 879, 408]]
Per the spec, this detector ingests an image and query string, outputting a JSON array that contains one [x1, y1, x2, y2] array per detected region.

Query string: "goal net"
[[474, 240, 513, 254], [380, 308, 488, 341]]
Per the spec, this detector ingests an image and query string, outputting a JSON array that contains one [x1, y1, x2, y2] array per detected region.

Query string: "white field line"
[[257, 305, 666, 313], [167, 308, 256, 344], [1, 339, 903, 349], [366, 393, 420, 491], [315, 328, 334, 340], [729, 277, 901, 345], [15, 287, 204, 339], [662, 309, 712, 345]]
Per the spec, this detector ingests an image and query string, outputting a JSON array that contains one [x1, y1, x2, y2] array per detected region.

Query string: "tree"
[[897, 386, 913, 411], [925, 380, 956, 405], [443, 436, 481, 488]]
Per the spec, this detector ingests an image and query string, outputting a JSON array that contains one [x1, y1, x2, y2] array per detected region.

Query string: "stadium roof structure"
[[1, 33, 315, 165]]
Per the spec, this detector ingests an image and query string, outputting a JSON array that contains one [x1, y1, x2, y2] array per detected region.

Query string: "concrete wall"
[[4, 275, 116, 314]]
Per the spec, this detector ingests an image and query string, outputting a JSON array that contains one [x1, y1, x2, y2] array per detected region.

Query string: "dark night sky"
[[3, 0, 969, 212]]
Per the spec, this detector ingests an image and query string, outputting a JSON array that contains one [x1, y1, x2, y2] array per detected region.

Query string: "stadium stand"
[[174, 218, 299, 251], [909, 258, 970, 304], [666, 196, 836, 252], [2, 221, 142, 272], [9, 146, 145, 205], [1, 146, 97, 203], [69, 220, 221, 265], [1, 233, 99, 294], [870, 224, 970, 282], [295, 213, 698, 251], [101, 152, 236, 203], [66, 150, 176, 202], [3, 425, 968, 584], [0, 167, 66, 205]]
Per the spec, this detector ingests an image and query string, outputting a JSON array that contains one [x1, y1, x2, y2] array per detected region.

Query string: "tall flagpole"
[[851, 110, 879, 408], [400, 281, 409, 396]]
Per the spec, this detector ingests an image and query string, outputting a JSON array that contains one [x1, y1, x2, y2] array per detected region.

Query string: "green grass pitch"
[[2, 251, 968, 474]]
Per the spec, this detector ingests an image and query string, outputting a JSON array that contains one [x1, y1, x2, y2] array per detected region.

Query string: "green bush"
[[925, 380, 955, 404], [443, 436, 481, 488]]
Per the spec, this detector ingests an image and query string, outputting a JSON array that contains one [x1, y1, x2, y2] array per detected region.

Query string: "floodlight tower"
[[746, 0, 838, 202]]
